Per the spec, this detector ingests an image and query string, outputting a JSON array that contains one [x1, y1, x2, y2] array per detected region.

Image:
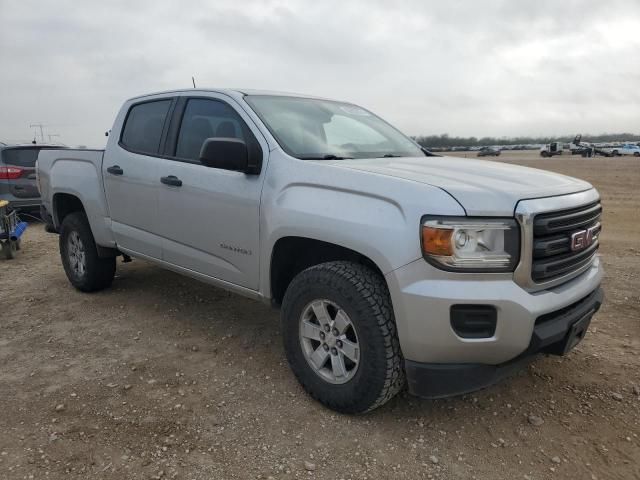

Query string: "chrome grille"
[[531, 201, 602, 282]]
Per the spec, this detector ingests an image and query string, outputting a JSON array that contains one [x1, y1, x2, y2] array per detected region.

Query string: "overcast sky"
[[1, 0, 640, 147]]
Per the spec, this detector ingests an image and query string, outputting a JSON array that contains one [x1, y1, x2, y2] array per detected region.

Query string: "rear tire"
[[59, 212, 116, 292], [634, 152, 639, 157], [281, 261, 405, 413]]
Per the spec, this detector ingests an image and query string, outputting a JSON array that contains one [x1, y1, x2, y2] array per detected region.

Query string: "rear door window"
[[1, 148, 40, 167], [120, 100, 172, 155]]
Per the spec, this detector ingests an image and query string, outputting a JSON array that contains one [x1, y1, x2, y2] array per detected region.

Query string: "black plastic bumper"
[[405, 286, 604, 399]]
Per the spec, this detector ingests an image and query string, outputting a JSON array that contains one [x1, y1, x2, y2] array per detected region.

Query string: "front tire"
[[281, 261, 405, 413], [59, 212, 116, 292]]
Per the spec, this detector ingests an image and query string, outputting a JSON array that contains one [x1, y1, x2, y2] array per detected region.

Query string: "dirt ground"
[[1, 151, 638, 480]]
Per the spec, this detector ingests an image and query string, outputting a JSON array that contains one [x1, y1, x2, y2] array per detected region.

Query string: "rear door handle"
[[160, 175, 182, 187], [107, 165, 124, 175]]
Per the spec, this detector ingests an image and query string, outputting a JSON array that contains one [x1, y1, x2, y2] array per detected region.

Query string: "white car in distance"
[[611, 144, 640, 157]]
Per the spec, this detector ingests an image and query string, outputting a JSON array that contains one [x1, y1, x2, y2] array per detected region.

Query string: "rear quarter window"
[[1, 148, 40, 167], [120, 100, 172, 155]]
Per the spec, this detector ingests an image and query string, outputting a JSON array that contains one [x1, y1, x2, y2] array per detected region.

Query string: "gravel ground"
[[0, 152, 638, 480]]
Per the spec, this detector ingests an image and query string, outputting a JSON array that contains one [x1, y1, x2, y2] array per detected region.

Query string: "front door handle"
[[107, 165, 124, 175], [160, 175, 182, 187]]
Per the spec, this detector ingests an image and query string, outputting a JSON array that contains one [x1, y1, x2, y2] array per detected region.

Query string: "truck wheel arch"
[[53, 193, 86, 227], [269, 236, 387, 306], [52, 193, 117, 258]]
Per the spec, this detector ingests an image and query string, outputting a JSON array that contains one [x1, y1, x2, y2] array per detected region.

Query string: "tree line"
[[413, 133, 640, 148]]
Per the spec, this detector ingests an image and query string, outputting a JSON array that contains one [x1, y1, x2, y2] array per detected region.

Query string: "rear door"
[[103, 98, 174, 259], [0, 147, 47, 206]]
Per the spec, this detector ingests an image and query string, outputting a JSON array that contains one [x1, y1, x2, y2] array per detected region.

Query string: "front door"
[[156, 96, 267, 289]]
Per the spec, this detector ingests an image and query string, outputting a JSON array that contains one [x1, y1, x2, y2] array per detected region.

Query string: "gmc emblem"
[[570, 225, 599, 252]]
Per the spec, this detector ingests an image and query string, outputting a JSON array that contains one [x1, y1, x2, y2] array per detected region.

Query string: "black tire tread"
[[282, 261, 405, 413], [59, 212, 116, 292]]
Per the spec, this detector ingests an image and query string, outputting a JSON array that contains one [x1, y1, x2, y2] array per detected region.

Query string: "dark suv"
[[477, 146, 501, 157], [0, 144, 65, 211]]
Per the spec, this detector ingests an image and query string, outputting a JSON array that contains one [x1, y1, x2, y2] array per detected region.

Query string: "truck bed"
[[37, 148, 105, 204], [37, 148, 114, 247]]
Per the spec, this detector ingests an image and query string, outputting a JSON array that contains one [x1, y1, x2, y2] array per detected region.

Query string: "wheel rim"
[[67, 231, 86, 277], [299, 299, 360, 384]]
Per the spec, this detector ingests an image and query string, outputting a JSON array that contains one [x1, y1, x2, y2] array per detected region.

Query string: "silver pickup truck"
[[37, 89, 604, 413]]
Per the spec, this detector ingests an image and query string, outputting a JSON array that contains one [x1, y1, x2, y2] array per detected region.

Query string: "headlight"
[[421, 217, 520, 272]]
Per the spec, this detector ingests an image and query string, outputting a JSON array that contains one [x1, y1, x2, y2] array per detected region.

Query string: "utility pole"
[[29, 123, 46, 143]]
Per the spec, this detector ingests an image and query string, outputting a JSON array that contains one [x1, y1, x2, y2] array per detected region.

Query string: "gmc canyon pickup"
[[37, 89, 604, 413]]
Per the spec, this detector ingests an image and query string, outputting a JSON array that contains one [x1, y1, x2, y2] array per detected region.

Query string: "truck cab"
[[540, 142, 563, 157]]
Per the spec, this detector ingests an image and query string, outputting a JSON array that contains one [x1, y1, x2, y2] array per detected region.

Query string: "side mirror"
[[421, 146, 440, 157], [199, 138, 249, 172]]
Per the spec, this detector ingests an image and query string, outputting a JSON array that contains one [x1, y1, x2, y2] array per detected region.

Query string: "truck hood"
[[326, 156, 592, 216]]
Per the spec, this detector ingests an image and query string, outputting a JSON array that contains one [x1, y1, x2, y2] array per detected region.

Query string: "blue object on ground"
[[9, 221, 27, 241]]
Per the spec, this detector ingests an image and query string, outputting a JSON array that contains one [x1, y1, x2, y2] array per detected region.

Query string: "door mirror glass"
[[199, 138, 249, 172]]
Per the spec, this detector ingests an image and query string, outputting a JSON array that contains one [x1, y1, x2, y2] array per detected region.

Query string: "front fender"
[[259, 152, 466, 298]]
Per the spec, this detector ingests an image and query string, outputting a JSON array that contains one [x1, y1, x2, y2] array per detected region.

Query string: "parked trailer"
[[572, 135, 614, 158]]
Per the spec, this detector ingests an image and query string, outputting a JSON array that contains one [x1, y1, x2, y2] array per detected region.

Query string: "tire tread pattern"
[[282, 261, 405, 413], [59, 212, 116, 292]]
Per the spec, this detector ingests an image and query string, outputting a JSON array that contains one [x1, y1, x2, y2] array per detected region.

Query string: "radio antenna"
[[192, 76, 196, 88], [30, 123, 46, 143]]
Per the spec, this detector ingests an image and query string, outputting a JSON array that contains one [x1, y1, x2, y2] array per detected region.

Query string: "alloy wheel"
[[299, 299, 360, 384]]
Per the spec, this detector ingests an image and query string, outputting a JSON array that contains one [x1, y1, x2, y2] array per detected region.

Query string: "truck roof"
[[128, 88, 335, 103]]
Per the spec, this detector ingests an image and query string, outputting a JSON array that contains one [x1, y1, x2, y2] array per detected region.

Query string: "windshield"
[[244, 95, 424, 160]]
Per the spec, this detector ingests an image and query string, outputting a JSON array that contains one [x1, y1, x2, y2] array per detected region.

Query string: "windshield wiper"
[[378, 153, 402, 158], [299, 154, 354, 160]]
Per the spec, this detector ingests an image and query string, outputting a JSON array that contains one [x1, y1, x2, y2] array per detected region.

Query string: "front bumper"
[[386, 255, 603, 365], [404, 287, 603, 398]]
